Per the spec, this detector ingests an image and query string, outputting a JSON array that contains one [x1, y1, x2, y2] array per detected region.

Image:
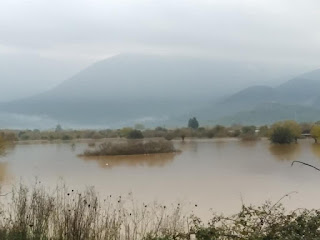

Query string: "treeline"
[[0, 120, 319, 143], [0, 125, 254, 142]]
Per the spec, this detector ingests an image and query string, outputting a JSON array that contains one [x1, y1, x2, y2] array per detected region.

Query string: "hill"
[[199, 69, 320, 125], [217, 103, 320, 125], [0, 54, 290, 128]]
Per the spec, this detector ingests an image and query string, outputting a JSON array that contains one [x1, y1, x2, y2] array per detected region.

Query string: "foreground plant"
[[193, 202, 320, 240], [0, 183, 187, 240], [0, 183, 320, 239]]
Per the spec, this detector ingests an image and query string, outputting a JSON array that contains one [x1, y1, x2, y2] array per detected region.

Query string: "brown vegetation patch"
[[83, 139, 178, 156]]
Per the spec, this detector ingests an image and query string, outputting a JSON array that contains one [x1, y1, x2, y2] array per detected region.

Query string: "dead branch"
[[291, 161, 320, 172], [0, 192, 12, 197]]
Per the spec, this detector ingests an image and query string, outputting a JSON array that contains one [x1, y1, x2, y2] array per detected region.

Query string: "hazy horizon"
[[1, 0, 320, 101]]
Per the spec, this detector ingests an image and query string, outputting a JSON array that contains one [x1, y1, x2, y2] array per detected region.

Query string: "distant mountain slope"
[[222, 86, 276, 104], [276, 78, 320, 105], [0, 54, 82, 102], [220, 86, 276, 110], [299, 69, 320, 80], [221, 72, 320, 109], [196, 68, 320, 125], [217, 103, 320, 125], [1, 54, 320, 128], [0, 54, 292, 128], [16, 54, 291, 102]]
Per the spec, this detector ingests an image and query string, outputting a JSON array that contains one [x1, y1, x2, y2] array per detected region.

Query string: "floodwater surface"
[[1, 138, 320, 219]]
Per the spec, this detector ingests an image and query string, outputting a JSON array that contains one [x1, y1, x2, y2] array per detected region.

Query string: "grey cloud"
[[0, 0, 320, 102], [0, 0, 319, 65]]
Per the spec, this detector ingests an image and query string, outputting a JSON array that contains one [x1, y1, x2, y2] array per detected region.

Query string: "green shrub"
[[62, 135, 72, 141], [188, 117, 199, 129], [230, 129, 241, 137], [270, 120, 301, 143], [212, 125, 228, 138], [240, 126, 259, 141], [270, 126, 295, 144], [155, 127, 167, 132], [127, 130, 144, 139], [193, 202, 320, 240], [259, 125, 269, 137], [164, 133, 174, 141], [20, 134, 30, 140]]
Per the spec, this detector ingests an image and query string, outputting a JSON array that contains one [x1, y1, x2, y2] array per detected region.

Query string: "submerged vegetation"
[[270, 126, 295, 144], [240, 125, 259, 141], [0, 136, 5, 156], [311, 124, 320, 143], [83, 140, 177, 156], [126, 129, 144, 139], [0, 132, 15, 156], [269, 120, 302, 144], [0, 183, 319, 239], [0, 125, 251, 142]]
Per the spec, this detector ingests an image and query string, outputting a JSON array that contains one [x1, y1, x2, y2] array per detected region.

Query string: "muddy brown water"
[[1, 138, 320, 219]]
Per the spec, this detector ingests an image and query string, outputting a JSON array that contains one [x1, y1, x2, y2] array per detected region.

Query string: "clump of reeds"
[[83, 140, 177, 156]]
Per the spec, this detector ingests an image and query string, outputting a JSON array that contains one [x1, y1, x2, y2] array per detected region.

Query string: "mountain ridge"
[[200, 70, 320, 125], [1, 54, 320, 128]]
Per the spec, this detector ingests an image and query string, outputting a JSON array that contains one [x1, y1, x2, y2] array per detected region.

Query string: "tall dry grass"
[[0, 182, 189, 240], [0, 183, 319, 239]]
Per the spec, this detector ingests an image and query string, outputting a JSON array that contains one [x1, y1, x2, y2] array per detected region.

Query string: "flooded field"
[[1, 138, 320, 219]]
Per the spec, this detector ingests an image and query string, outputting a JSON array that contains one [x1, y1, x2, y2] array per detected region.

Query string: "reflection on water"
[[0, 143, 16, 157], [0, 162, 9, 183], [81, 153, 177, 169], [0, 141, 6, 156], [311, 144, 320, 160], [268, 144, 301, 161], [176, 140, 199, 152], [70, 143, 76, 152], [239, 140, 258, 147], [0, 143, 14, 184], [212, 139, 228, 149]]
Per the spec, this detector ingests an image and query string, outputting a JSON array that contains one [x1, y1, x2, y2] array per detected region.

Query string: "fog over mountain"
[[0, 54, 86, 101], [200, 69, 320, 125], [0, 53, 320, 129], [0, 54, 306, 128], [1, 0, 320, 128]]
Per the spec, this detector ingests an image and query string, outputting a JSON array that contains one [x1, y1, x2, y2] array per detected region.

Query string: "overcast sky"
[[0, 0, 320, 100]]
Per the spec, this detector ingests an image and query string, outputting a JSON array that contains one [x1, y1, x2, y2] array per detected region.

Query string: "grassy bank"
[[83, 139, 177, 156], [0, 184, 319, 239]]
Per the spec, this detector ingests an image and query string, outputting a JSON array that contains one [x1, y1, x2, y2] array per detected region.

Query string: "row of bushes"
[[0, 126, 251, 142], [0, 183, 319, 239], [1, 120, 320, 143]]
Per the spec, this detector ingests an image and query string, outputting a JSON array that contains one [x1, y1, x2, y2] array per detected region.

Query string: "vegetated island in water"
[[83, 139, 179, 156]]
